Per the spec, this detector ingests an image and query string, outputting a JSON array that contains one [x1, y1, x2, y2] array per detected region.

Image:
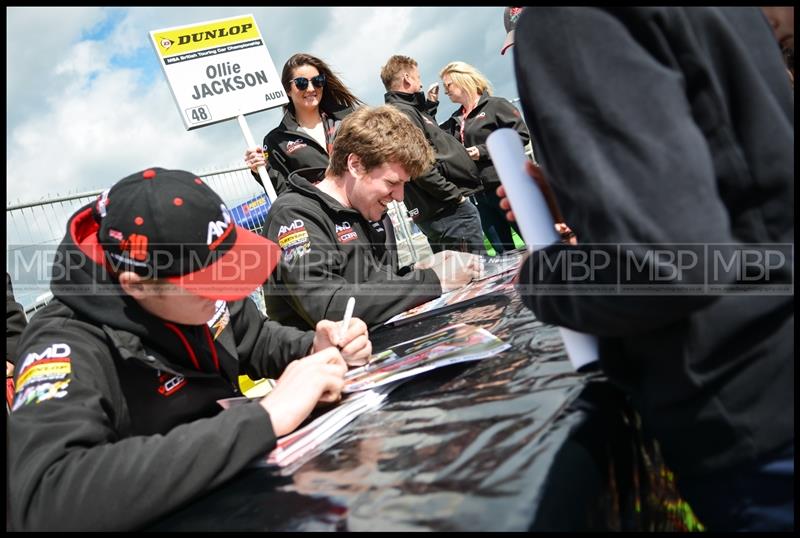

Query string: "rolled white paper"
[[486, 128, 598, 372], [486, 129, 559, 249], [558, 327, 599, 372]]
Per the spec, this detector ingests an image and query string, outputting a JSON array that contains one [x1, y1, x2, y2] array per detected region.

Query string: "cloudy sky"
[[6, 6, 518, 206]]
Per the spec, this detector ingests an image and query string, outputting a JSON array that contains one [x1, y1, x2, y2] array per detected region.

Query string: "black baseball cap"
[[94, 167, 280, 301], [501, 7, 525, 55]]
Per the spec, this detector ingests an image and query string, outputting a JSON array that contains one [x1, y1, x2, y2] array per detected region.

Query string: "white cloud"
[[307, 7, 414, 103], [6, 7, 107, 128], [6, 65, 234, 202], [53, 40, 112, 79]]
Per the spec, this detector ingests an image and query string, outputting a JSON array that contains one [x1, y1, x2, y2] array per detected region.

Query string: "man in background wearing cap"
[[505, 7, 793, 531], [263, 105, 481, 330], [7, 168, 372, 531]]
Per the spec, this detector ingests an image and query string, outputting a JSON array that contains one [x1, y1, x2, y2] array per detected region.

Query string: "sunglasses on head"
[[291, 74, 326, 90]]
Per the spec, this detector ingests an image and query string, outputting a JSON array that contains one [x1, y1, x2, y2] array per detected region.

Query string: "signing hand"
[[312, 318, 372, 367], [419, 250, 482, 292], [260, 347, 347, 437], [466, 146, 480, 160]]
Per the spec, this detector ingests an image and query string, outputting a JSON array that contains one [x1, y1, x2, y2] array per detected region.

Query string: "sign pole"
[[237, 113, 277, 202]]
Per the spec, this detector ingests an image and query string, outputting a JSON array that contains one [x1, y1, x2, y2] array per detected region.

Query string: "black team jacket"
[[263, 169, 442, 330], [6, 272, 28, 365], [256, 105, 354, 195], [384, 91, 482, 223], [439, 93, 531, 189]]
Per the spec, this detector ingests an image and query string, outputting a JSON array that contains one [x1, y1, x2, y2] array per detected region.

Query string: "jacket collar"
[[384, 90, 428, 111], [451, 93, 491, 120], [278, 105, 353, 132], [287, 168, 363, 218]]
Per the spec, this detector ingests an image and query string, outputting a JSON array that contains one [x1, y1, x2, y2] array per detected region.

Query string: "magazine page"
[[344, 323, 510, 393], [260, 381, 403, 470], [244, 324, 510, 469], [267, 386, 392, 468], [384, 269, 518, 326], [474, 249, 526, 281]]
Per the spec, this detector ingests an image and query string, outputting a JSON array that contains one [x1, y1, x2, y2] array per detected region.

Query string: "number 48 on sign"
[[186, 105, 211, 124]]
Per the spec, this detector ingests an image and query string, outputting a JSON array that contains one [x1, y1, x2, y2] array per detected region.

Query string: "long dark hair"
[[281, 53, 364, 114]]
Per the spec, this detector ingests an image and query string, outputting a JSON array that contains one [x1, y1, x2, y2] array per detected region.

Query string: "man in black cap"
[[7, 167, 372, 531], [504, 6, 793, 531]]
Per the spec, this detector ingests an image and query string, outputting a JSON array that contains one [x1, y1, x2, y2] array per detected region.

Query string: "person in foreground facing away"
[[436, 60, 531, 254], [506, 7, 793, 531], [7, 168, 373, 531], [244, 52, 364, 196], [263, 105, 482, 331], [381, 55, 487, 255]]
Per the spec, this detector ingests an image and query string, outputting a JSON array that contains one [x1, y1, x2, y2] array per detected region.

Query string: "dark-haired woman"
[[244, 53, 364, 195], [245, 53, 399, 260]]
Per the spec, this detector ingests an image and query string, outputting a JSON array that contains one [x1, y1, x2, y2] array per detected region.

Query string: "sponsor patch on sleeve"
[[335, 221, 358, 243], [12, 343, 73, 411], [278, 230, 309, 249], [277, 219, 307, 247], [283, 241, 311, 262], [277, 218, 311, 261]]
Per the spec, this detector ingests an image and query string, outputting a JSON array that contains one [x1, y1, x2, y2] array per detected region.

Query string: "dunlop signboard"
[[150, 14, 288, 130]]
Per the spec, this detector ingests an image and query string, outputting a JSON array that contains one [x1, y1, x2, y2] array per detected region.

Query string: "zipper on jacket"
[[203, 324, 221, 372], [163, 322, 201, 371]]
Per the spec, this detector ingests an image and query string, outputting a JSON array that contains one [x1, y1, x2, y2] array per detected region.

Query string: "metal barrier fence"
[[6, 165, 427, 316]]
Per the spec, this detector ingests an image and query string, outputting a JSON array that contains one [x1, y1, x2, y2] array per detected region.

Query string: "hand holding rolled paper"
[[495, 156, 577, 244], [486, 128, 597, 372], [487, 130, 560, 250]]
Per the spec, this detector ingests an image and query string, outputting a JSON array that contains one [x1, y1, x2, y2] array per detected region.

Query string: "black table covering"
[[149, 290, 689, 531]]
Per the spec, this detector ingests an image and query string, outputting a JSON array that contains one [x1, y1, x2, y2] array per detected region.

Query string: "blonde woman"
[[438, 61, 530, 253]]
